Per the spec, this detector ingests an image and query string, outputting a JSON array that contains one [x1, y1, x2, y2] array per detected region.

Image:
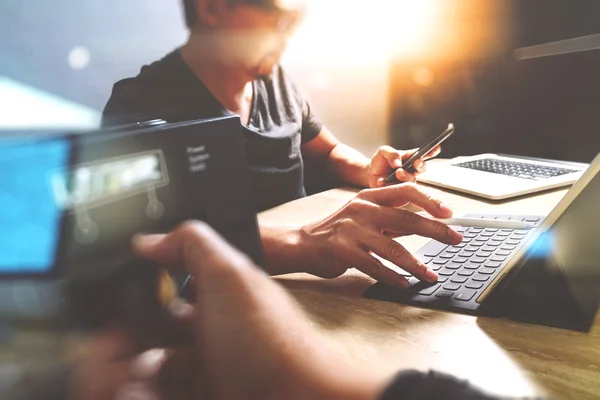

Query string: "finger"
[[357, 229, 438, 283], [370, 146, 404, 178], [423, 144, 441, 160], [132, 221, 253, 278], [154, 348, 198, 385], [370, 207, 462, 245], [358, 183, 454, 218], [400, 148, 418, 162], [413, 158, 427, 174], [84, 329, 135, 362], [395, 168, 416, 182], [376, 145, 404, 169], [344, 247, 410, 288]]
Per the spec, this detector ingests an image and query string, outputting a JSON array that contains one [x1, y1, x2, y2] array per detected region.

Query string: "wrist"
[[260, 225, 308, 275]]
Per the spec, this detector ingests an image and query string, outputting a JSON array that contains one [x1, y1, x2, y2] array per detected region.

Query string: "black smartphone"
[[385, 123, 455, 183]]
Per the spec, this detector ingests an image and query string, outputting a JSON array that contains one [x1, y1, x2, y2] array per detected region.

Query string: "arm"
[[302, 127, 371, 187], [259, 225, 305, 276], [302, 128, 439, 188], [258, 184, 462, 287]]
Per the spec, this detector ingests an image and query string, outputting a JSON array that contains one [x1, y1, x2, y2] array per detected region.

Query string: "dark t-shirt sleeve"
[[101, 79, 162, 127], [281, 69, 322, 144], [300, 96, 322, 144], [379, 370, 518, 400]]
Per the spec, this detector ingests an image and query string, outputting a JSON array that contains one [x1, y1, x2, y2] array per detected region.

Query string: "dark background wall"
[[389, 0, 600, 163]]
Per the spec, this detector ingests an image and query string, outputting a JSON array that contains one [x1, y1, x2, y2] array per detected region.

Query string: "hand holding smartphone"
[[384, 123, 455, 184]]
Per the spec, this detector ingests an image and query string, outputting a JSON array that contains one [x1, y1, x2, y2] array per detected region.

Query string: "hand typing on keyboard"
[[396, 214, 542, 306], [295, 183, 463, 288]]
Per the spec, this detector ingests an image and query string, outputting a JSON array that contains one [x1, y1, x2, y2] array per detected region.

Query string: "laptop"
[[416, 153, 588, 200], [365, 153, 600, 331]]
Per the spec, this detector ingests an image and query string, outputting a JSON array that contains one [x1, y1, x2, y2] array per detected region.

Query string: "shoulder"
[[102, 51, 190, 126]]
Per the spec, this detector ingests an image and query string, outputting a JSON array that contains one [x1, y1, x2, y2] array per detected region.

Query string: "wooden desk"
[[258, 184, 600, 400]]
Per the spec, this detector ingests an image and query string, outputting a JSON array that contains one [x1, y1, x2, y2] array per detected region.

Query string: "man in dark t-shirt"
[[102, 0, 440, 212], [103, 53, 322, 211], [102, 0, 460, 304]]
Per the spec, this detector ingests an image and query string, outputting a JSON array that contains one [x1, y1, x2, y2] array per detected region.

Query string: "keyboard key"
[[438, 269, 456, 276], [452, 257, 469, 264], [458, 251, 473, 258], [466, 282, 484, 289], [483, 246, 499, 252], [454, 243, 467, 248], [464, 263, 480, 270], [484, 262, 502, 268], [418, 284, 440, 296], [475, 252, 492, 259], [435, 290, 454, 298], [437, 276, 448, 283], [481, 232, 494, 237], [445, 264, 462, 270], [474, 237, 489, 243], [506, 240, 520, 246], [455, 289, 477, 302], [418, 256, 433, 264], [443, 283, 461, 291], [465, 246, 479, 252], [469, 242, 484, 247], [484, 240, 501, 247], [429, 265, 443, 271], [463, 233, 477, 239], [490, 237, 504, 243], [470, 228, 483, 233], [490, 256, 506, 262], [495, 250, 511, 256], [458, 270, 475, 276], [432, 259, 449, 265], [472, 275, 490, 282], [515, 229, 530, 234], [423, 241, 449, 257], [501, 245, 517, 251], [525, 218, 541, 223], [496, 231, 511, 237], [446, 247, 461, 254], [450, 276, 468, 283], [479, 268, 496, 275], [439, 252, 455, 259]]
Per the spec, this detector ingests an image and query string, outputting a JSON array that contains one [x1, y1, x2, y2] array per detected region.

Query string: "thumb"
[[373, 146, 403, 172], [132, 221, 264, 299]]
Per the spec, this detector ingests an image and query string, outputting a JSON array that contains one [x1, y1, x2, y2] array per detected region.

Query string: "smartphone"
[[385, 123, 455, 183]]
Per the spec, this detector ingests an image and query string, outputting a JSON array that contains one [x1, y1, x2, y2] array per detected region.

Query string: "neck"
[[181, 32, 254, 111]]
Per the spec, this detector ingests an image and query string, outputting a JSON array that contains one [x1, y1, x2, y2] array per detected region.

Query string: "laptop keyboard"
[[452, 158, 578, 180], [382, 214, 544, 309]]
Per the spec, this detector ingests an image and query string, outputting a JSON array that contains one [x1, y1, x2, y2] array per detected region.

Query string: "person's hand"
[[70, 325, 198, 400], [128, 222, 384, 400], [367, 145, 441, 187], [288, 183, 461, 288]]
